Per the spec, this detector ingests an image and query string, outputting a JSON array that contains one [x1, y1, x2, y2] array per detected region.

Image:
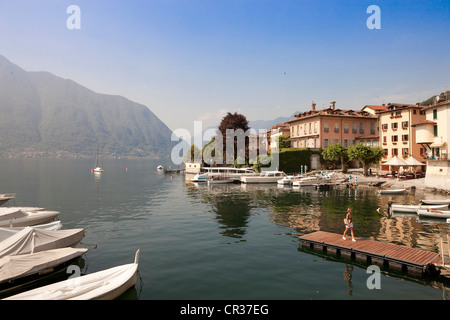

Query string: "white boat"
[[0, 221, 63, 240], [277, 176, 297, 185], [391, 204, 448, 213], [0, 194, 15, 206], [240, 171, 286, 184], [157, 165, 164, 170], [92, 145, 103, 173], [419, 199, 450, 205], [378, 188, 406, 195], [5, 249, 140, 300], [191, 167, 257, 182], [0, 226, 85, 257], [417, 209, 450, 219], [0, 247, 88, 295], [292, 176, 320, 187], [0, 208, 59, 228]]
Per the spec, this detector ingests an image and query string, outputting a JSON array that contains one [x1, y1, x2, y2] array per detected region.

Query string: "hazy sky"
[[1, 0, 449, 132]]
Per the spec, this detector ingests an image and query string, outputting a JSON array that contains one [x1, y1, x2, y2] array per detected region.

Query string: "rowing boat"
[[392, 204, 448, 213], [416, 209, 450, 219]]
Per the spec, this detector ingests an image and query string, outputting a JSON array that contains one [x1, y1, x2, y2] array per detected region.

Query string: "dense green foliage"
[[272, 148, 321, 173]]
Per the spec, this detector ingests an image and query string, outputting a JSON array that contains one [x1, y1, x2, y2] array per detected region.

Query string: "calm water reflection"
[[0, 159, 449, 300]]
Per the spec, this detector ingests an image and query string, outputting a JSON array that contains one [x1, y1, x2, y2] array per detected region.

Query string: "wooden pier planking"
[[299, 231, 443, 276]]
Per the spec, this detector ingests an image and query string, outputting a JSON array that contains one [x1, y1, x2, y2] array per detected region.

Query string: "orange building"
[[286, 102, 378, 149]]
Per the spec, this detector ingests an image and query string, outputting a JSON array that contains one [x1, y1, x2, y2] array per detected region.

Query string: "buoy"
[[126, 168, 128, 171]]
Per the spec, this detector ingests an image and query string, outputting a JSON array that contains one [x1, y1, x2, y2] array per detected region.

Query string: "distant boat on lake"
[[92, 145, 103, 173]]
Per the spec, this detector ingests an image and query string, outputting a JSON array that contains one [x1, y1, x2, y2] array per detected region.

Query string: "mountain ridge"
[[0, 55, 174, 158]]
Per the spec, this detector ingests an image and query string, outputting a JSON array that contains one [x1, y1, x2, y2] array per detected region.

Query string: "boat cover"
[[0, 221, 64, 242], [0, 247, 88, 284], [0, 227, 85, 258], [5, 249, 140, 300]]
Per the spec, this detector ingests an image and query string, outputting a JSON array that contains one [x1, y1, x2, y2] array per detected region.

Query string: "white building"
[[414, 95, 450, 190]]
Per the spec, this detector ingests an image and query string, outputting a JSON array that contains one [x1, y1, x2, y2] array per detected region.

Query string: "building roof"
[[286, 108, 376, 123], [411, 120, 437, 127], [422, 99, 450, 111], [364, 105, 388, 111], [377, 103, 423, 114]]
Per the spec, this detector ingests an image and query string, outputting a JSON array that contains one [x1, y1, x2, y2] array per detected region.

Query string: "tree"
[[183, 144, 202, 163], [347, 144, 384, 176], [321, 143, 348, 172], [217, 112, 250, 165], [278, 135, 291, 149]]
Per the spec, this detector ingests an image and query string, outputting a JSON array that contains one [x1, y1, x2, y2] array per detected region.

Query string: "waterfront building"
[[414, 95, 450, 190], [286, 101, 378, 150], [270, 123, 290, 151], [378, 103, 426, 170]]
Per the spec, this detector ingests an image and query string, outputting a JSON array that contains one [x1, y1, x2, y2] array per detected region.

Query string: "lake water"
[[1, 158, 450, 301]]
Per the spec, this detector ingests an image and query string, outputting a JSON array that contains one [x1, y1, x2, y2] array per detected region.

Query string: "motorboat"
[[5, 249, 140, 300], [292, 176, 320, 187], [391, 204, 449, 213], [419, 199, 450, 205], [0, 226, 85, 257], [416, 208, 450, 219], [0, 207, 59, 228], [0, 247, 88, 295], [191, 167, 257, 182], [277, 176, 297, 185], [378, 189, 406, 195], [240, 171, 286, 184], [157, 165, 164, 170]]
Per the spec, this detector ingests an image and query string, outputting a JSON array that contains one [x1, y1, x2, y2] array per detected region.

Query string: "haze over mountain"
[[0, 55, 174, 158]]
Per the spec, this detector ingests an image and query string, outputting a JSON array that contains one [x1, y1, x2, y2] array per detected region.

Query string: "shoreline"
[[332, 169, 450, 195]]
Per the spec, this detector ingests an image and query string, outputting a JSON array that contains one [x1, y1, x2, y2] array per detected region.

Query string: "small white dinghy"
[[391, 204, 448, 213], [417, 209, 450, 219], [5, 249, 140, 300], [419, 199, 450, 205], [378, 188, 406, 195]]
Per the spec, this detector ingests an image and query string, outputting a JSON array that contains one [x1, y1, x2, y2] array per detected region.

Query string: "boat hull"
[[417, 209, 450, 218], [419, 199, 450, 205], [378, 189, 406, 194], [0, 211, 60, 228], [392, 204, 448, 213]]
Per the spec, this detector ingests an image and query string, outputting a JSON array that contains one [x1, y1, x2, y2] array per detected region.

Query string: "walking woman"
[[343, 208, 356, 242]]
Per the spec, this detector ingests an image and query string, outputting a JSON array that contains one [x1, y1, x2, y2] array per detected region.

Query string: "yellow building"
[[378, 103, 426, 170]]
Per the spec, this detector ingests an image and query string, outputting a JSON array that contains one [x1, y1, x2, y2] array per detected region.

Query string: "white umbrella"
[[383, 156, 407, 166], [404, 156, 425, 177], [404, 156, 425, 166]]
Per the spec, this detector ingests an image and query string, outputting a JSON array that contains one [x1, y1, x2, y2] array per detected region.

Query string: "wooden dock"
[[299, 231, 446, 277]]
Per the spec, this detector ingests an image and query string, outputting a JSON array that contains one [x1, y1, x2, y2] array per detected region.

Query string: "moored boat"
[[0, 247, 88, 295], [416, 208, 450, 219], [378, 188, 406, 195], [240, 171, 286, 184], [419, 199, 450, 205], [0, 226, 85, 257], [292, 176, 320, 187], [0, 208, 59, 228], [391, 204, 448, 213], [5, 249, 140, 300], [191, 167, 257, 182], [0, 194, 15, 206]]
